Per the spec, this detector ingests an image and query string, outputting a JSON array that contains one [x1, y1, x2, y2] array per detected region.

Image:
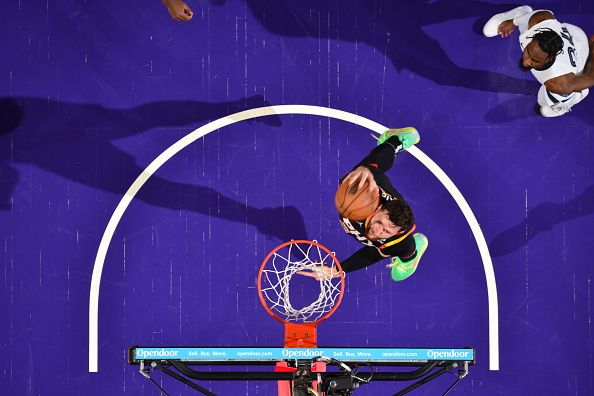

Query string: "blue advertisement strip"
[[133, 347, 474, 362]]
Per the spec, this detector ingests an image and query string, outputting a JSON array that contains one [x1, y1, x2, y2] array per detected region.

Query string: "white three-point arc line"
[[88, 105, 499, 372]]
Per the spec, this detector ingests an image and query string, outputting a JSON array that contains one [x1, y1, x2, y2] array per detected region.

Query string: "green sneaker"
[[388, 233, 428, 281], [375, 127, 420, 149]]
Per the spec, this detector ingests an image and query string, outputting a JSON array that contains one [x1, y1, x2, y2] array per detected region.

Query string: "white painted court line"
[[89, 105, 499, 372]]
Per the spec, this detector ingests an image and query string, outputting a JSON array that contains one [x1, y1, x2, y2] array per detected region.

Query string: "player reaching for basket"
[[301, 128, 428, 282]]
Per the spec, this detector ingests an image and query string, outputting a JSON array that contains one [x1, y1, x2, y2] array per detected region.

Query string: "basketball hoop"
[[131, 243, 475, 396], [257, 240, 345, 348]]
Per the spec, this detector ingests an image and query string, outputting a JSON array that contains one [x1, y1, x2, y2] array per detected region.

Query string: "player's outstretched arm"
[[339, 247, 384, 273], [498, 11, 554, 37], [297, 247, 382, 280], [297, 266, 342, 280], [162, 0, 193, 21]]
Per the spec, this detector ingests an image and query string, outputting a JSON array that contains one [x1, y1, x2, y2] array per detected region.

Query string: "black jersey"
[[338, 166, 408, 249], [339, 136, 417, 273]]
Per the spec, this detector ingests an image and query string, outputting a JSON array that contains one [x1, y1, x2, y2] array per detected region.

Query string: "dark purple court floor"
[[1, 1, 593, 395]]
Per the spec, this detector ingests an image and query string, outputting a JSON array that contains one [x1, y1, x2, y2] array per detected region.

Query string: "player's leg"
[[482, 5, 533, 37], [375, 127, 420, 151], [387, 233, 429, 282], [353, 127, 421, 174], [537, 85, 589, 117]]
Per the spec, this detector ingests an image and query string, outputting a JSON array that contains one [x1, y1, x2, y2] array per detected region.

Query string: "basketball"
[[335, 178, 380, 221]]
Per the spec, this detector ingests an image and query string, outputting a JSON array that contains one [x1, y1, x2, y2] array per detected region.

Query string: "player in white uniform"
[[483, 6, 594, 117]]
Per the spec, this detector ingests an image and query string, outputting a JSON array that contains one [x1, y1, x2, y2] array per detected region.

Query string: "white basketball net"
[[259, 241, 343, 324]]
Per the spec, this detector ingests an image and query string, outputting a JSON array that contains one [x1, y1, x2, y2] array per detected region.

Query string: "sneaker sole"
[[393, 127, 420, 145], [390, 233, 428, 282], [540, 106, 569, 117]]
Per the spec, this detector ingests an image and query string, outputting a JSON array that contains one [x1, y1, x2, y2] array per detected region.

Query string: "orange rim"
[[256, 239, 345, 325]]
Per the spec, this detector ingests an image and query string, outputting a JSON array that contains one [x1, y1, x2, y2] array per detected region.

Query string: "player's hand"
[[497, 20, 516, 38], [163, 0, 193, 21], [342, 166, 379, 196], [297, 266, 342, 280]]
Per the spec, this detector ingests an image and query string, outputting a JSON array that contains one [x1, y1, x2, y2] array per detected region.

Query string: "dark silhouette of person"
[[0, 96, 307, 241], [243, 0, 547, 95], [490, 184, 594, 256]]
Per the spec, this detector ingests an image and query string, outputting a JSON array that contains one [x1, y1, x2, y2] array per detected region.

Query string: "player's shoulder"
[[528, 10, 556, 29]]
